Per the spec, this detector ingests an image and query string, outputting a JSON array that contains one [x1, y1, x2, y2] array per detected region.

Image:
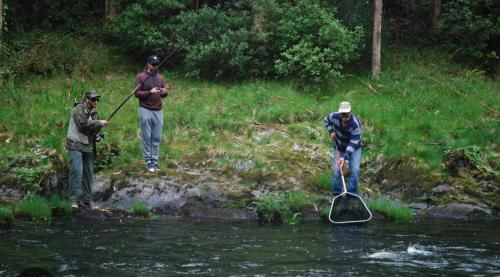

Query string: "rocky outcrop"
[[1, 145, 497, 222], [93, 174, 259, 221], [363, 153, 498, 220], [425, 203, 492, 219]]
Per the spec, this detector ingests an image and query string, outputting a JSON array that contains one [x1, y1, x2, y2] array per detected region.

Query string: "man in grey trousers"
[[66, 90, 108, 208], [135, 55, 169, 173]]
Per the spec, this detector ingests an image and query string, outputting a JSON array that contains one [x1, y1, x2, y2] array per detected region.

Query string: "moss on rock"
[[366, 155, 436, 200]]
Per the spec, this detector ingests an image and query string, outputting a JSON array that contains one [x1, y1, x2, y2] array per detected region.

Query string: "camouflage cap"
[[84, 90, 101, 100]]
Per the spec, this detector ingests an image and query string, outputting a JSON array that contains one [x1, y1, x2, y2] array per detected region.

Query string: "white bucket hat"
[[338, 101, 351, 113]]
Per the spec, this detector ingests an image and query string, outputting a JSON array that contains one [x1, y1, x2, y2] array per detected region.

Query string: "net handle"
[[335, 146, 348, 193]]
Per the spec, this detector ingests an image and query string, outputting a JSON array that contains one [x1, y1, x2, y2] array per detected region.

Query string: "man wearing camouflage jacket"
[[66, 90, 108, 208]]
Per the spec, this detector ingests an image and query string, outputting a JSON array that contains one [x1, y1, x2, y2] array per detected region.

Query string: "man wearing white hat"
[[323, 101, 362, 195]]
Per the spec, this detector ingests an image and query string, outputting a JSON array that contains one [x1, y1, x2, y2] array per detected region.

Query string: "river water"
[[1, 218, 499, 276]]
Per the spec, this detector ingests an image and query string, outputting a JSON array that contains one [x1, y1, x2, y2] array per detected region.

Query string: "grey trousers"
[[139, 107, 163, 165], [67, 150, 95, 203]]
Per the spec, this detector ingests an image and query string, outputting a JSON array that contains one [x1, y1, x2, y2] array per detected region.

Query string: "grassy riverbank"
[[0, 44, 498, 219]]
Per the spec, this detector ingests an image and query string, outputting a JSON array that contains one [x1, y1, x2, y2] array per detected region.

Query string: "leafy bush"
[[5, 0, 103, 34], [272, 0, 364, 86], [184, 29, 254, 79], [95, 141, 121, 171], [3, 148, 60, 194], [107, 1, 182, 56], [8, 151, 53, 193], [443, 146, 495, 177], [108, 0, 364, 83], [12, 166, 50, 193], [437, 0, 499, 70], [172, 5, 259, 79], [0, 32, 118, 79]]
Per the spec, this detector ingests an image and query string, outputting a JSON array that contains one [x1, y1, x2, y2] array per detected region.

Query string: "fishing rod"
[[107, 0, 240, 121]]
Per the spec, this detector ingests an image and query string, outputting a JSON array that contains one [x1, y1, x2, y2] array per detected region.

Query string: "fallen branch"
[[345, 74, 379, 94], [360, 79, 379, 94]]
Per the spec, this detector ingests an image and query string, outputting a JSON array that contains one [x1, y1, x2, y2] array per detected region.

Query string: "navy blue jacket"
[[324, 112, 362, 160]]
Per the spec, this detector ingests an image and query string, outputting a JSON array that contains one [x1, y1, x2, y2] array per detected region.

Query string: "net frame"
[[328, 192, 372, 224], [328, 147, 372, 224]]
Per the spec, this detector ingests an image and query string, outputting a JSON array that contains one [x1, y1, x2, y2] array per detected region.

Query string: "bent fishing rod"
[[106, 0, 240, 121]]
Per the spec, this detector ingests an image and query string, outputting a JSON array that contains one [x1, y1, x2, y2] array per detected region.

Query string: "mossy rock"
[[0, 217, 14, 228], [367, 156, 435, 200], [216, 182, 254, 208], [238, 167, 276, 184], [459, 177, 500, 210], [51, 207, 71, 217], [442, 147, 499, 210], [443, 146, 495, 178], [0, 173, 22, 187]]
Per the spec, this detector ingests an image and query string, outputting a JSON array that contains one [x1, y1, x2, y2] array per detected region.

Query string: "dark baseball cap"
[[147, 55, 161, 66], [84, 90, 101, 100]]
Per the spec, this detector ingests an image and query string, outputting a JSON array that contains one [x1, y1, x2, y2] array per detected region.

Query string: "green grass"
[[320, 205, 331, 219], [368, 197, 414, 222], [1, 51, 498, 171], [0, 205, 14, 220], [255, 191, 315, 224], [49, 195, 72, 217], [310, 170, 331, 191], [0, 42, 498, 205], [132, 201, 150, 217], [15, 195, 52, 220]]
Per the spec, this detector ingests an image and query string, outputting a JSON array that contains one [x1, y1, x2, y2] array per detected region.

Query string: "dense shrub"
[[108, 0, 364, 84], [177, 6, 258, 79], [184, 29, 254, 79], [338, 0, 499, 73], [107, 0, 186, 57], [437, 0, 499, 71], [3, 0, 498, 80], [334, 0, 374, 63], [4, 0, 104, 35], [382, 0, 435, 43], [270, 0, 363, 86], [0, 32, 118, 79]]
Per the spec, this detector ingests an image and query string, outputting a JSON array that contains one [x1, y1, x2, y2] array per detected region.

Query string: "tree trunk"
[[430, 0, 441, 32], [253, 12, 264, 35], [0, 0, 3, 86], [0, 0, 3, 43], [371, 0, 383, 80], [105, 0, 121, 20]]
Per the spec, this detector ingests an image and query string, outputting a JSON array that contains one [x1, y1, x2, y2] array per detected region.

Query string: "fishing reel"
[[96, 132, 105, 142]]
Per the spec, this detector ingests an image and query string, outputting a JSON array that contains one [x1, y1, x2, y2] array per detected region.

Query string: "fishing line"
[[107, 0, 241, 121]]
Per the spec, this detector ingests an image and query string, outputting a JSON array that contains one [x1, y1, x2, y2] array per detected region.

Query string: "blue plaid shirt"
[[324, 112, 362, 160]]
